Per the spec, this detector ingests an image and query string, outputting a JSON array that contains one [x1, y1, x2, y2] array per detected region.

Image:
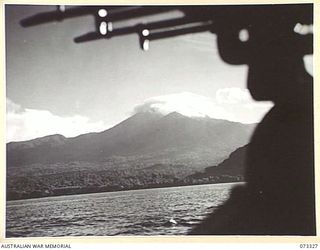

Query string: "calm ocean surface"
[[6, 183, 240, 237]]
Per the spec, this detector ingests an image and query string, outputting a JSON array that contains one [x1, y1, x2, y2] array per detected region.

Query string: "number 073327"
[[299, 244, 318, 248]]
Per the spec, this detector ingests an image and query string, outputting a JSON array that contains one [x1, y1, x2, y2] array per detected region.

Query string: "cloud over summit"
[[133, 90, 273, 124], [133, 92, 225, 118]]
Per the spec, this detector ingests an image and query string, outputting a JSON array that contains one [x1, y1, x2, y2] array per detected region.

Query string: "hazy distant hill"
[[7, 111, 255, 167], [187, 145, 248, 182]]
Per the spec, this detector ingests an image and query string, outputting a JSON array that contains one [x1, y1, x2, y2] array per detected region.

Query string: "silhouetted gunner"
[[190, 5, 315, 235]]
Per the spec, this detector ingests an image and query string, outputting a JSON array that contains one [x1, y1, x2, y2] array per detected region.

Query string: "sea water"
[[6, 182, 239, 237]]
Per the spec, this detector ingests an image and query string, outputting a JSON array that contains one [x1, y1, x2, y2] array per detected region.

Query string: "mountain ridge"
[[7, 111, 255, 145], [7, 111, 256, 167]]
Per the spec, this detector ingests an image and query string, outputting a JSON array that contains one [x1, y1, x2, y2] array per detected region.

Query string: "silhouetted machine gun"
[[20, 5, 312, 60], [21, 4, 315, 235]]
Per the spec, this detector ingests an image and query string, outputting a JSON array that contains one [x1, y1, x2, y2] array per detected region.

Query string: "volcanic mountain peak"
[[7, 111, 256, 167]]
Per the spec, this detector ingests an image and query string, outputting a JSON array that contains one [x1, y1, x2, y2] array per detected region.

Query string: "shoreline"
[[6, 180, 245, 202]]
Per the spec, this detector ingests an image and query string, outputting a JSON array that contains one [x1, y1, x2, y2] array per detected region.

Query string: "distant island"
[[7, 112, 252, 200]]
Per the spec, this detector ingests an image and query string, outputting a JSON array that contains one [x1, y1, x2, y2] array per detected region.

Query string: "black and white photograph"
[[3, 3, 317, 239]]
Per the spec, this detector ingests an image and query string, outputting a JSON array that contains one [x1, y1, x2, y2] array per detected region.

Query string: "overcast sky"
[[6, 5, 312, 142]]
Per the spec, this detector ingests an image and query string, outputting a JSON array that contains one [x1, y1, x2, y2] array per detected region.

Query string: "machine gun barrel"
[[20, 6, 98, 27], [20, 6, 180, 27], [74, 17, 213, 44]]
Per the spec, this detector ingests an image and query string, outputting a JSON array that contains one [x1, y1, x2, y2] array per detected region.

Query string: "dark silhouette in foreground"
[[190, 5, 315, 235]]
